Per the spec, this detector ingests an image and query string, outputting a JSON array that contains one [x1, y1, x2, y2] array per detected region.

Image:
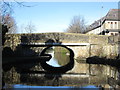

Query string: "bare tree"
[[66, 15, 86, 33], [1, 0, 36, 34], [25, 21, 36, 33], [23, 22, 36, 43], [2, 14, 17, 34], [1, 1, 17, 34], [1, 1, 13, 16]]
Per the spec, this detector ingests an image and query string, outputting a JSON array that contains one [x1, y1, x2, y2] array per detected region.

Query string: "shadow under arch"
[[40, 45, 74, 73], [45, 39, 55, 44]]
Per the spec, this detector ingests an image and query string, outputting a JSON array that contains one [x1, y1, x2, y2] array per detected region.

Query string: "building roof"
[[106, 9, 120, 20], [87, 9, 120, 31]]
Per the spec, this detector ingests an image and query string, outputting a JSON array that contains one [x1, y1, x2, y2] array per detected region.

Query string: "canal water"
[[45, 46, 70, 67], [3, 46, 120, 89]]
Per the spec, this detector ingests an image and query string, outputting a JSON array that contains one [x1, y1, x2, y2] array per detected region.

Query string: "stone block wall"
[[4, 33, 119, 59]]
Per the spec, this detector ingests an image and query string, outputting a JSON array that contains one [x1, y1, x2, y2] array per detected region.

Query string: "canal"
[[3, 46, 120, 89]]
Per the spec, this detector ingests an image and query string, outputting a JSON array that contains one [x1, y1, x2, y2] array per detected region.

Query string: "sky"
[[8, 84, 99, 89], [11, 1, 119, 33]]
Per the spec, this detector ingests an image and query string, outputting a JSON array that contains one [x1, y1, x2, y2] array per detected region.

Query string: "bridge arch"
[[40, 45, 75, 73], [45, 39, 55, 44]]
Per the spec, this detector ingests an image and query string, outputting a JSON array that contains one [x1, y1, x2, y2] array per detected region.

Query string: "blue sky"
[[9, 84, 99, 89], [12, 2, 119, 33]]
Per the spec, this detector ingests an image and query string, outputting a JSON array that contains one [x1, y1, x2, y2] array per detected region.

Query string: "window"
[[111, 33, 114, 35], [107, 22, 110, 29], [114, 14, 116, 17], [115, 33, 118, 36], [110, 22, 113, 29], [115, 22, 117, 29]]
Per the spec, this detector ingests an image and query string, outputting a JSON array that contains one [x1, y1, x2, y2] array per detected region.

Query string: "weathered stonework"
[[3, 33, 120, 87], [4, 33, 119, 58], [4, 33, 119, 63]]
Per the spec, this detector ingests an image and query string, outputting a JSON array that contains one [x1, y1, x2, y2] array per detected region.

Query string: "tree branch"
[[14, 0, 37, 7]]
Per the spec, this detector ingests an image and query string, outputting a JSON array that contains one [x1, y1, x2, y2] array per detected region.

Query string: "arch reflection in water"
[[45, 46, 70, 67], [40, 45, 74, 73]]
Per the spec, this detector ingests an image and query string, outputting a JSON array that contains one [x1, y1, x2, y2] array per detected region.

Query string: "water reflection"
[[45, 46, 70, 67], [2, 46, 120, 89], [4, 84, 100, 90], [3, 63, 120, 89], [45, 47, 60, 67]]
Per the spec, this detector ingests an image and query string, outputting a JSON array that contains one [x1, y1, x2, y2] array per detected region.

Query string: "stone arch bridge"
[[5, 32, 119, 60], [3, 32, 120, 86], [4, 32, 119, 72]]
